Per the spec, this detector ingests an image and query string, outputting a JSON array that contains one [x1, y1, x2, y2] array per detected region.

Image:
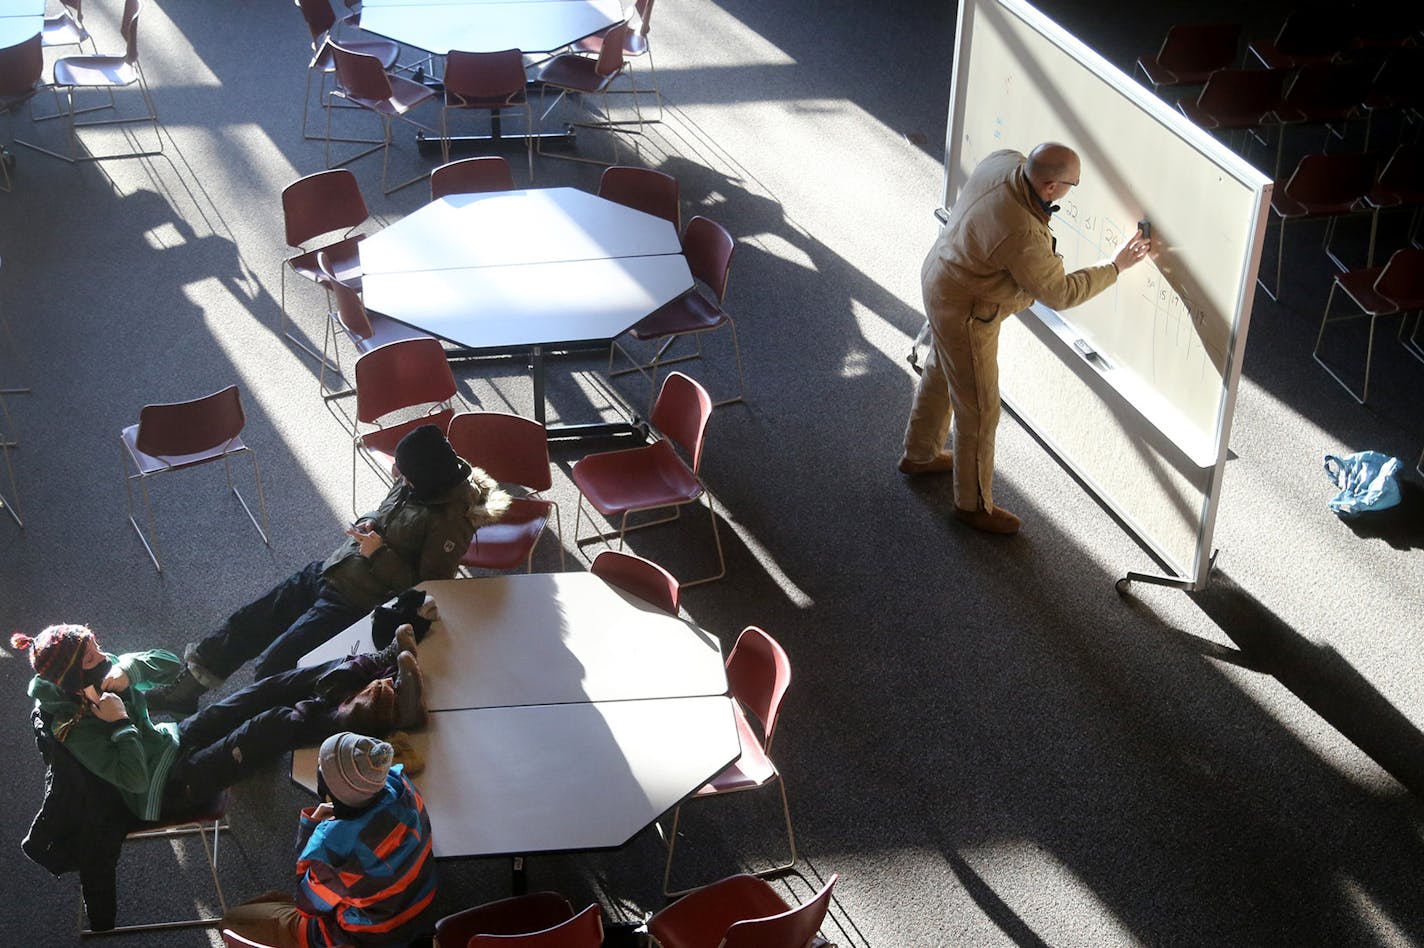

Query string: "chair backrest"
[[317, 251, 374, 341], [1267, 10, 1341, 61], [724, 626, 791, 750], [1375, 143, 1424, 198], [0, 34, 43, 101], [1374, 248, 1424, 309], [1194, 68, 1285, 125], [444, 48, 528, 104], [591, 549, 681, 614], [633, 0, 655, 37], [435, 893, 576, 948], [1155, 22, 1239, 77], [468, 903, 603, 947], [354, 338, 458, 426], [718, 875, 837, 948], [649, 371, 712, 474], [331, 41, 394, 102], [282, 168, 370, 249], [1283, 152, 1376, 208], [295, 0, 337, 43], [683, 216, 735, 303], [120, 0, 142, 65], [221, 930, 278, 948], [134, 385, 246, 459], [1279, 61, 1373, 118], [599, 165, 680, 230], [594, 22, 629, 77], [431, 156, 516, 199], [446, 411, 552, 491]]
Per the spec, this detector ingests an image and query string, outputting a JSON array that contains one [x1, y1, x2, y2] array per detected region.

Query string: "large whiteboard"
[[943, 0, 1270, 588]]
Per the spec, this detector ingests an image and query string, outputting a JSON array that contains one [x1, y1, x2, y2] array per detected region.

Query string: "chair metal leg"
[[1312, 281, 1383, 405], [227, 449, 270, 546], [1398, 311, 1424, 364], [80, 816, 229, 935], [18, 73, 163, 164], [0, 432, 21, 529], [122, 441, 162, 572], [661, 776, 797, 898]]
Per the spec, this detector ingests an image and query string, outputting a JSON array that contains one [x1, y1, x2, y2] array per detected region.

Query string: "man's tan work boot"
[[954, 504, 1021, 535], [898, 451, 954, 476]]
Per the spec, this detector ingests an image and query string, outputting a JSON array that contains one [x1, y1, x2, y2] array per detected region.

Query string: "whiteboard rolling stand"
[[937, 0, 1271, 592]]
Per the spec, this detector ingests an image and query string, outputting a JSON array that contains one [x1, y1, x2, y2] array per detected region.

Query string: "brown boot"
[[372, 624, 419, 670], [953, 504, 1021, 535], [898, 451, 954, 476], [394, 652, 426, 729]]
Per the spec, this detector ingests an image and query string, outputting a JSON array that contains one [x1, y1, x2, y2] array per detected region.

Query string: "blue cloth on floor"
[[1324, 451, 1403, 517]]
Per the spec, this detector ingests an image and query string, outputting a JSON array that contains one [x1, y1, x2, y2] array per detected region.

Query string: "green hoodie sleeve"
[[57, 716, 152, 795], [114, 649, 183, 691]]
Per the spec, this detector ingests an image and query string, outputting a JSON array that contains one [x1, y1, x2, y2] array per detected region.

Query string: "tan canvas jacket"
[[923, 149, 1116, 320]]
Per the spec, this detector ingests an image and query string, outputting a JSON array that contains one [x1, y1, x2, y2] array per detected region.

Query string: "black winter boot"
[[145, 667, 208, 717]]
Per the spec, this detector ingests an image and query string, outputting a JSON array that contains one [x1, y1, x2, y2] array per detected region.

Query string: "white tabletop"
[[0, 15, 39, 47], [360, 0, 620, 55], [356, 187, 692, 352], [298, 573, 728, 710], [360, 189, 684, 275], [0, 0, 42, 17], [363, 255, 692, 349], [293, 696, 739, 858]]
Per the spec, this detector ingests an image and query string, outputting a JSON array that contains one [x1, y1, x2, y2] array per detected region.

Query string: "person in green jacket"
[[14, 623, 424, 822], [149, 423, 508, 715]]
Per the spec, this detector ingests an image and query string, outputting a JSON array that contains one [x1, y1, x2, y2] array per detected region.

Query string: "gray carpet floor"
[[1, 0, 1422, 945]]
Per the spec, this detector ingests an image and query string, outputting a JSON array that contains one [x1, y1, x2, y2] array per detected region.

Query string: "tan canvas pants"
[[903, 296, 1006, 512]]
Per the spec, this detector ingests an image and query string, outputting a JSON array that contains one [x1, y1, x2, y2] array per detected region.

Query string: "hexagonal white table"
[[295, 574, 730, 709], [359, 0, 622, 57], [292, 574, 738, 882], [359, 187, 693, 439]]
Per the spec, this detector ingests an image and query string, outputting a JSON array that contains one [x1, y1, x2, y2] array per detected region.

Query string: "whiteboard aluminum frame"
[[942, 0, 1271, 590]]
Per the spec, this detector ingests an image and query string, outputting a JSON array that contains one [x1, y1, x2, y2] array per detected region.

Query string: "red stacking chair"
[[435, 892, 577, 948], [536, 23, 639, 165], [662, 627, 796, 896], [573, 0, 660, 122], [1313, 248, 1424, 404], [0, 35, 43, 193], [649, 873, 837, 948], [598, 164, 680, 230], [447, 411, 564, 572], [1177, 68, 1287, 164], [21, 0, 162, 163], [610, 215, 745, 412], [280, 168, 373, 361], [1248, 10, 1346, 70], [316, 252, 430, 399], [294, 0, 400, 142], [351, 337, 461, 513], [571, 371, 725, 587], [121, 385, 269, 573], [431, 155, 517, 200], [1259, 151, 1376, 301], [468, 904, 603, 947], [590, 549, 680, 614], [1364, 144, 1424, 265], [327, 42, 437, 195], [1135, 22, 1240, 93], [441, 49, 533, 180]]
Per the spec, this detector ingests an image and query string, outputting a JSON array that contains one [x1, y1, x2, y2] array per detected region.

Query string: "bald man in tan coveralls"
[[901, 143, 1151, 534]]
